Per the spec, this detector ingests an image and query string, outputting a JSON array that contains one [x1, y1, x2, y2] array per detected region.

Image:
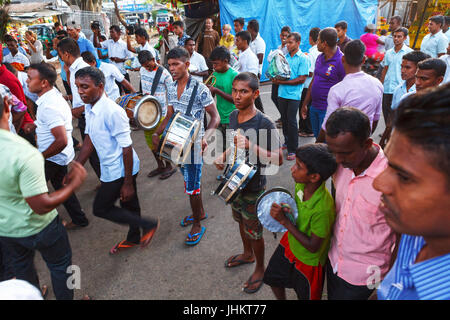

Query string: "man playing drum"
[[152, 47, 220, 246], [214, 72, 283, 294]]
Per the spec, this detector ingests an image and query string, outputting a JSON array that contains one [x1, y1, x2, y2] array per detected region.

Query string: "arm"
[[235, 133, 283, 167], [300, 75, 313, 119], [120, 78, 136, 93], [371, 120, 379, 134], [256, 53, 264, 66], [209, 86, 233, 103], [42, 126, 68, 159], [151, 104, 174, 150], [273, 75, 307, 86], [75, 134, 95, 166], [26, 39, 37, 53], [380, 66, 388, 84], [126, 34, 137, 53], [191, 70, 209, 78]]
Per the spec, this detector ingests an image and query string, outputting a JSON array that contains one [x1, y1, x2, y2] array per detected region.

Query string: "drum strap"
[[185, 81, 199, 117], [150, 66, 164, 96]]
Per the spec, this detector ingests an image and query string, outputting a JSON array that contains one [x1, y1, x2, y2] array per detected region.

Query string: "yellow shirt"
[[219, 34, 235, 49]]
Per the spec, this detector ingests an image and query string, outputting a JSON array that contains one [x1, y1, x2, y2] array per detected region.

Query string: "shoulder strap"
[[185, 79, 199, 117], [150, 66, 164, 96]]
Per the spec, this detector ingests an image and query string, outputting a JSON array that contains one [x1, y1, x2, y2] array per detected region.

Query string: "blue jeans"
[[0, 216, 73, 300], [309, 106, 327, 138]]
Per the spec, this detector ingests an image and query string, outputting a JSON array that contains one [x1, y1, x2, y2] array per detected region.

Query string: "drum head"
[[135, 95, 162, 130], [256, 187, 298, 233]]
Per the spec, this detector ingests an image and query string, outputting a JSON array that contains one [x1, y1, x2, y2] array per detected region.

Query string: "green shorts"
[[231, 189, 265, 240]]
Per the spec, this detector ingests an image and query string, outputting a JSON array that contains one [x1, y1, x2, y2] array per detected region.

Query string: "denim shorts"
[[180, 163, 203, 195]]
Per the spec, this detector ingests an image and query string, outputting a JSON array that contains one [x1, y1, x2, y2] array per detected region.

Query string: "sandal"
[[185, 226, 206, 246], [147, 167, 166, 178], [242, 277, 264, 294], [140, 218, 160, 248], [109, 240, 139, 255], [159, 168, 177, 180], [224, 254, 255, 268], [180, 213, 208, 227]]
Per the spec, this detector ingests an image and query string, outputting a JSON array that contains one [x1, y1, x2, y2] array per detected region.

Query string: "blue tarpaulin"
[[219, 0, 378, 81]]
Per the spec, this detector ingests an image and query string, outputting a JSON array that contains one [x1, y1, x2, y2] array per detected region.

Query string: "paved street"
[[34, 69, 386, 300]]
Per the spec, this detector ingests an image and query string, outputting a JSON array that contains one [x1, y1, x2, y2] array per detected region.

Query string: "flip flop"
[[185, 226, 206, 246], [147, 167, 165, 178], [180, 213, 208, 227], [242, 277, 264, 294], [140, 218, 160, 248], [159, 168, 177, 180], [224, 255, 255, 268], [109, 240, 139, 255]]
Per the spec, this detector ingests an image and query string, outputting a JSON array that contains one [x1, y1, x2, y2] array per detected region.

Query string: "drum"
[[116, 93, 162, 131], [214, 161, 257, 204], [256, 187, 298, 233], [158, 111, 201, 165]]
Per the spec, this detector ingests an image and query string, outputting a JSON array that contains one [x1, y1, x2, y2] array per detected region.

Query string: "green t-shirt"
[[0, 129, 58, 238], [213, 67, 238, 124], [287, 182, 336, 267]]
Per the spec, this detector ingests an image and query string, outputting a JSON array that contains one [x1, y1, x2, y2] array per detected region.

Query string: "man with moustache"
[[324, 107, 396, 300], [373, 84, 450, 300]]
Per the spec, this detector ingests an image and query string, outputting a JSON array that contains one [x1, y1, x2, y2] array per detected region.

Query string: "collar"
[[36, 87, 58, 106], [87, 94, 107, 115], [296, 182, 327, 209], [324, 46, 342, 62], [69, 57, 85, 71], [430, 30, 443, 37], [344, 71, 365, 79], [287, 49, 303, 58], [361, 143, 387, 179]]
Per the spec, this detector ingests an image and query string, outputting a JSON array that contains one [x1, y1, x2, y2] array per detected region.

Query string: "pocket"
[[354, 194, 380, 225]]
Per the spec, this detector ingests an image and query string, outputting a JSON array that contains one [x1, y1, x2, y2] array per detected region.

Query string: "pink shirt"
[[328, 145, 396, 286], [322, 71, 383, 131], [360, 33, 379, 57]]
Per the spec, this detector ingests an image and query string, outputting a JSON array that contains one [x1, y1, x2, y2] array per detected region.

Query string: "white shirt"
[[101, 39, 133, 74], [17, 71, 39, 102], [35, 88, 75, 166], [304, 45, 321, 88], [420, 30, 449, 58], [188, 51, 209, 83], [138, 42, 160, 62], [85, 94, 140, 182], [69, 57, 90, 109], [446, 29, 450, 42], [249, 33, 266, 75], [3, 52, 30, 68], [98, 62, 124, 101], [140, 66, 172, 116], [440, 54, 450, 83], [238, 47, 259, 76], [27, 40, 44, 64]]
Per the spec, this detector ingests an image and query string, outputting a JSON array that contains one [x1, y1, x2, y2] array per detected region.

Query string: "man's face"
[[141, 59, 156, 72], [415, 68, 442, 91], [26, 68, 44, 94], [57, 49, 69, 65], [75, 76, 103, 105], [317, 36, 326, 52], [326, 132, 371, 169], [184, 40, 195, 55], [211, 59, 228, 73], [6, 41, 18, 55], [234, 22, 243, 33], [247, 26, 257, 39], [173, 25, 183, 37], [336, 27, 346, 39], [373, 131, 450, 236], [389, 18, 400, 32], [66, 26, 79, 39], [235, 36, 245, 51], [231, 80, 259, 110], [428, 20, 441, 34], [109, 28, 120, 41], [286, 36, 299, 54], [280, 31, 290, 46], [393, 31, 406, 46], [205, 19, 213, 30], [168, 58, 189, 80], [400, 59, 417, 81]]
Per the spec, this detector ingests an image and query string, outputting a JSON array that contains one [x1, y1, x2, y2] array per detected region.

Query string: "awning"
[[9, 9, 62, 21]]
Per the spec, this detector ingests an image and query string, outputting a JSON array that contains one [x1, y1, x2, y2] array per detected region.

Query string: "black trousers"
[[279, 97, 300, 154], [45, 160, 89, 226], [271, 84, 280, 116], [382, 93, 393, 126], [298, 88, 313, 134], [255, 95, 264, 113], [93, 174, 158, 244], [78, 115, 101, 179]]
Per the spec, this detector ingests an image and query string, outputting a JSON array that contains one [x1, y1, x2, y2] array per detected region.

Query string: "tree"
[[0, 1, 11, 43], [64, 0, 103, 12]]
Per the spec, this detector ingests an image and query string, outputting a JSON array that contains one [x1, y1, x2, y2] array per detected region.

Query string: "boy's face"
[[234, 22, 243, 33], [280, 31, 290, 46], [168, 58, 189, 80], [336, 27, 346, 38], [235, 36, 245, 51], [291, 158, 313, 184], [393, 31, 406, 46], [372, 131, 450, 236], [286, 36, 299, 53], [6, 41, 18, 55], [232, 80, 259, 110], [173, 25, 183, 37], [211, 59, 228, 73], [184, 40, 195, 55], [415, 68, 443, 91], [135, 34, 146, 45], [400, 59, 417, 81], [141, 59, 156, 72], [26, 68, 44, 94]]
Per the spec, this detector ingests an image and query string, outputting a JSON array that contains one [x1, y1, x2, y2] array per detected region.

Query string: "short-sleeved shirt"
[[310, 48, 346, 110], [35, 88, 75, 166], [440, 54, 450, 84], [304, 45, 320, 88], [212, 67, 238, 124], [249, 33, 266, 75], [0, 129, 58, 238], [198, 29, 220, 60], [177, 33, 190, 47], [238, 47, 259, 76], [360, 33, 379, 57], [101, 39, 133, 74], [391, 81, 416, 110], [382, 44, 413, 94], [69, 57, 90, 109], [278, 49, 310, 101], [189, 51, 209, 83], [3, 52, 30, 68], [420, 31, 449, 58], [228, 109, 281, 193], [27, 40, 44, 64], [98, 61, 124, 101], [288, 182, 335, 267], [140, 65, 173, 116], [77, 36, 99, 60]]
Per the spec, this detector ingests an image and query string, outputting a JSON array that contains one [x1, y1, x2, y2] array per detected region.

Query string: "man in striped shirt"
[[373, 84, 450, 300]]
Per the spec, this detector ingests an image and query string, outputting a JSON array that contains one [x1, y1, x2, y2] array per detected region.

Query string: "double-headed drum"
[[116, 93, 162, 131], [214, 161, 257, 204], [158, 111, 201, 166]]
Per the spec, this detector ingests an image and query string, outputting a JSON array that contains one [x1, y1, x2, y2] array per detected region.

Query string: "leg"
[[298, 88, 313, 135], [286, 99, 300, 154], [271, 286, 287, 300], [309, 106, 319, 138], [382, 93, 393, 128], [278, 97, 289, 147], [271, 84, 281, 118]]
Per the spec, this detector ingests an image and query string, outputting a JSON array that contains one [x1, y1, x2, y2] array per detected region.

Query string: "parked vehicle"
[[27, 23, 55, 51]]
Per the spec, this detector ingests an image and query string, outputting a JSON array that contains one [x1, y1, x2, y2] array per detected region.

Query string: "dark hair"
[[75, 66, 105, 86], [81, 51, 97, 64], [184, 37, 195, 45], [394, 83, 450, 185], [296, 143, 337, 181], [5, 35, 17, 44], [173, 20, 184, 29], [54, 22, 61, 28], [233, 17, 245, 26], [56, 30, 68, 38], [236, 31, 252, 45], [137, 50, 154, 64], [417, 58, 447, 78], [247, 19, 259, 33], [3, 62, 17, 76], [209, 46, 230, 62], [28, 63, 57, 87], [288, 32, 301, 43], [429, 15, 444, 26], [57, 37, 80, 57], [380, 29, 388, 35], [99, 34, 107, 41], [167, 46, 190, 62], [325, 107, 371, 144], [344, 39, 366, 66], [110, 25, 121, 33], [233, 72, 259, 91], [391, 15, 402, 25], [281, 26, 291, 33], [393, 27, 408, 37], [334, 21, 348, 30], [309, 27, 321, 42], [402, 51, 431, 65], [319, 27, 338, 47], [445, 16, 450, 25], [135, 28, 149, 40]]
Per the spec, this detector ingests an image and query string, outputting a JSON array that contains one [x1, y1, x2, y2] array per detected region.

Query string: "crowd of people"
[[0, 11, 449, 301]]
